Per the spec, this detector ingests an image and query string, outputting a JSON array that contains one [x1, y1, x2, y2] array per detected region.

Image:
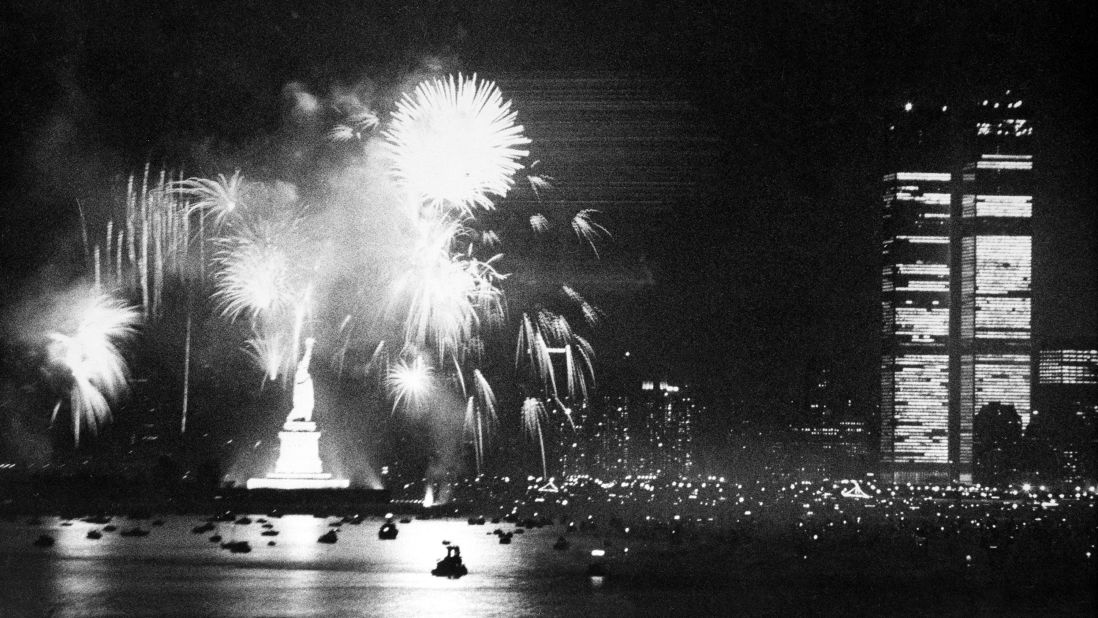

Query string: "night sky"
[[1, 1, 1095, 418]]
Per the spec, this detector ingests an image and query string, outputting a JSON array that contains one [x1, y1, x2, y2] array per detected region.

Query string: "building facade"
[[880, 103, 954, 481], [951, 93, 1034, 483], [880, 93, 1035, 483]]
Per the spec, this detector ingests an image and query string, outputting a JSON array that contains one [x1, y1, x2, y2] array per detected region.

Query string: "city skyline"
[[0, 3, 1093, 453]]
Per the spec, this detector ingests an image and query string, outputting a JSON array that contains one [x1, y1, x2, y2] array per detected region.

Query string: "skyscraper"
[[880, 102, 953, 482], [951, 92, 1034, 483], [880, 94, 1036, 484], [634, 380, 698, 478]]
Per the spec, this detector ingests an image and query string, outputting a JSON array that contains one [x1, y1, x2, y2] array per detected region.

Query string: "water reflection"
[[0, 516, 627, 617]]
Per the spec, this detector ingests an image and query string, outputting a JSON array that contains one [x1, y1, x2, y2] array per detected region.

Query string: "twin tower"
[[880, 92, 1034, 483]]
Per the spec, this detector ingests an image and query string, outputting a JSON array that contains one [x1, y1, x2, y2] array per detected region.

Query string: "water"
[[0, 516, 671, 617], [4, 514, 1092, 615]]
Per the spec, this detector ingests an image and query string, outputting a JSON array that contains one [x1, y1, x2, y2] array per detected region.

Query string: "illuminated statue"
[[286, 337, 316, 424]]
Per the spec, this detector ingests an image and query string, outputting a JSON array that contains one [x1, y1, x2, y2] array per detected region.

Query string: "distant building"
[[554, 380, 699, 480], [880, 102, 953, 482], [1029, 343, 1098, 481], [952, 92, 1035, 483], [795, 363, 870, 472], [879, 93, 1038, 483], [632, 380, 698, 478]]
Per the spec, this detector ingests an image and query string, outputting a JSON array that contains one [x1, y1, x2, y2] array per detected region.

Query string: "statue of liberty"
[[286, 337, 316, 424]]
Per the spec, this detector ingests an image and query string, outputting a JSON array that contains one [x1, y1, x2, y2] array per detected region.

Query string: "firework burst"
[[173, 171, 245, 229], [389, 222, 506, 359], [387, 355, 433, 414], [384, 73, 530, 218], [46, 290, 141, 445], [211, 212, 307, 323]]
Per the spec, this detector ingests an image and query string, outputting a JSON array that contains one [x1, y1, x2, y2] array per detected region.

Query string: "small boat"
[[399, 517, 412, 524], [84, 515, 112, 525], [192, 523, 215, 534], [235, 517, 252, 525], [267, 541, 277, 546], [499, 533, 512, 545], [87, 530, 103, 540], [318, 530, 338, 544], [378, 522, 398, 540], [261, 530, 279, 537], [431, 545, 468, 579], [103, 525, 118, 532], [222, 540, 251, 553], [33, 534, 55, 548], [209, 535, 222, 543]]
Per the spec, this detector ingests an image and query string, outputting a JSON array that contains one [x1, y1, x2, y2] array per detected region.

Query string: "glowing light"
[[389, 221, 505, 358], [212, 216, 305, 322], [384, 73, 530, 218], [46, 289, 141, 445], [387, 356, 433, 413]]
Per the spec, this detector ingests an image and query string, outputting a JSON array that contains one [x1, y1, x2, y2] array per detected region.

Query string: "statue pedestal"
[[246, 421, 350, 490]]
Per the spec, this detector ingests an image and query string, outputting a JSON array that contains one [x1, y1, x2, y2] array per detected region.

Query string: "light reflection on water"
[[1, 516, 634, 617]]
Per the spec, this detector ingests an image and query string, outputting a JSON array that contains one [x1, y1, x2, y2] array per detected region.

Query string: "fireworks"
[[173, 171, 245, 229], [387, 355, 433, 414], [384, 73, 531, 218], [211, 206, 309, 323], [389, 242, 505, 360], [46, 289, 141, 445], [40, 71, 607, 485], [522, 397, 549, 479], [571, 209, 610, 258]]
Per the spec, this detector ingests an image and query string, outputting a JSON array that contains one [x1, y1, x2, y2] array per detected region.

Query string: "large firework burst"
[[45, 289, 141, 445], [383, 73, 531, 218]]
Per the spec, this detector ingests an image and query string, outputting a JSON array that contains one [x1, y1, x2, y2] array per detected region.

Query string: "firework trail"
[[571, 209, 610, 258], [521, 397, 549, 479], [383, 73, 530, 219], [45, 289, 141, 445]]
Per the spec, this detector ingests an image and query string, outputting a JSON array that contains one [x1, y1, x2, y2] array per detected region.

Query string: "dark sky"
[[1, 0, 1095, 415]]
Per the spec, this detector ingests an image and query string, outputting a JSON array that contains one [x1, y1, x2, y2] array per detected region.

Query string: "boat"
[[378, 522, 398, 540], [222, 540, 252, 553], [87, 530, 103, 540], [431, 545, 468, 579], [318, 530, 338, 544], [33, 534, 55, 548]]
